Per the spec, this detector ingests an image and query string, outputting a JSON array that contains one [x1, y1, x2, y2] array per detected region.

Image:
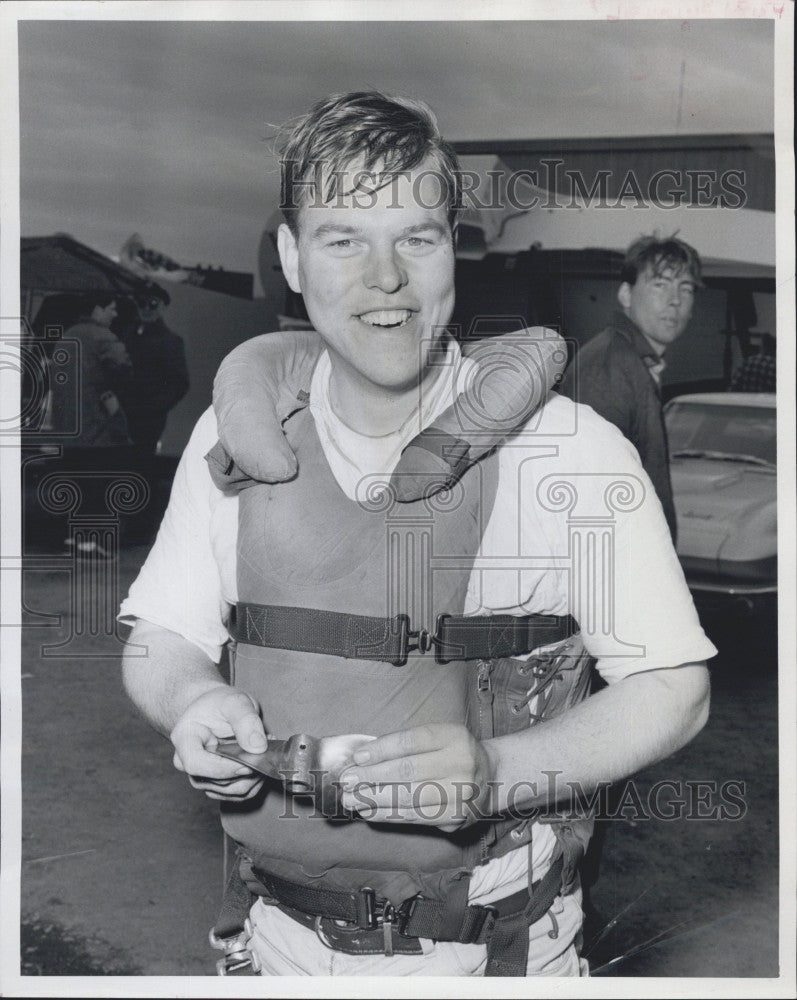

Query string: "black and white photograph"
[[1, 1, 794, 995]]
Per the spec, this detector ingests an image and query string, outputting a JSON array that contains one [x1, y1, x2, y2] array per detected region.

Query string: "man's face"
[[277, 157, 456, 392], [137, 298, 163, 324], [618, 263, 696, 355]]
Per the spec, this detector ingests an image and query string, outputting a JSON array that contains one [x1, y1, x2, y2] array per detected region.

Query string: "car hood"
[[671, 458, 776, 561]]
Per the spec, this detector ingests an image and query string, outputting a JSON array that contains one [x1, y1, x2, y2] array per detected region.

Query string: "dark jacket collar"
[[611, 310, 661, 365]]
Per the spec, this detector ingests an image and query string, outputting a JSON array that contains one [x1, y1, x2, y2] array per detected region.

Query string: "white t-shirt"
[[120, 340, 715, 903]]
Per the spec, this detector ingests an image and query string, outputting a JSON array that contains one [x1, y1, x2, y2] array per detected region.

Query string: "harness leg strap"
[[209, 851, 260, 975], [484, 911, 530, 977]]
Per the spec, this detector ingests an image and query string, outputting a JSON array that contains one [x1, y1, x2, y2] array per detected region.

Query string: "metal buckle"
[[396, 894, 423, 936], [381, 901, 396, 956], [208, 918, 261, 975], [358, 886, 379, 929]]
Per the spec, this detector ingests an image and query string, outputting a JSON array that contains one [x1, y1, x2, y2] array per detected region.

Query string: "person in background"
[[52, 292, 132, 448], [111, 290, 189, 546], [559, 236, 702, 544], [728, 332, 776, 393], [50, 291, 133, 557], [116, 289, 190, 456]]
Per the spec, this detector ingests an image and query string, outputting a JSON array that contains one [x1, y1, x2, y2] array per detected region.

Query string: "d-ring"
[[314, 915, 336, 949]]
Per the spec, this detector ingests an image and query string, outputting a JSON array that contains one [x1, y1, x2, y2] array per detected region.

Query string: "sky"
[[16, 16, 775, 284]]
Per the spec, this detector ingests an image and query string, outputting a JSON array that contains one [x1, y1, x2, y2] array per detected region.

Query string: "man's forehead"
[[298, 155, 449, 217], [641, 261, 695, 283]]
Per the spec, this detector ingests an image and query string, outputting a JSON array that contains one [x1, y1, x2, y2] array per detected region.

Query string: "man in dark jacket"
[[53, 292, 133, 448], [46, 292, 133, 556], [560, 236, 702, 542], [118, 290, 190, 455]]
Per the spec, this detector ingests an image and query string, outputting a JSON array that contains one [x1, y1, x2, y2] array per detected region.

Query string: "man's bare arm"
[[338, 662, 710, 825], [487, 661, 709, 812], [122, 619, 268, 800]]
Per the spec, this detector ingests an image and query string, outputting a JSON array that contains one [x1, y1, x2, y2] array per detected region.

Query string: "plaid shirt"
[[729, 355, 776, 393]]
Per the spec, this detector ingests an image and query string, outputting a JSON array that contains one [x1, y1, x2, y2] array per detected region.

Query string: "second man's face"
[[619, 264, 696, 355], [278, 157, 456, 393]]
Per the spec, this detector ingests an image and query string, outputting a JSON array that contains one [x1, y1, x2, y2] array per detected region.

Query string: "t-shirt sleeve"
[[520, 399, 717, 683], [118, 407, 232, 662]]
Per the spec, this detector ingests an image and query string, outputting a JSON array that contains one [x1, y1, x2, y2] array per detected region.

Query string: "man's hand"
[[170, 686, 268, 801], [338, 723, 496, 831]]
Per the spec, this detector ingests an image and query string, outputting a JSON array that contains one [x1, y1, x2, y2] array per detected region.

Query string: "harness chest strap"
[[231, 602, 578, 666]]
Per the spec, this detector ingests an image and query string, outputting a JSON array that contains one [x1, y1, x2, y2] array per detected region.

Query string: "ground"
[[12, 541, 781, 980]]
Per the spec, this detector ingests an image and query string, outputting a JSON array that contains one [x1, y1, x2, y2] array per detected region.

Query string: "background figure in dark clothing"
[[728, 332, 776, 392], [47, 292, 135, 557], [51, 292, 133, 448], [559, 236, 702, 544], [111, 291, 189, 546], [116, 289, 189, 455]]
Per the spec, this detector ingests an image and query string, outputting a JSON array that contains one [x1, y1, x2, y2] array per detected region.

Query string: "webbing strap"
[[213, 851, 256, 940], [231, 602, 577, 666], [485, 854, 565, 976], [232, 604, 409, 665], [436, 614, 577, 664], [253, 867, 376, 925], [484, 912, 530, 976], [401, 895, 496, 944]]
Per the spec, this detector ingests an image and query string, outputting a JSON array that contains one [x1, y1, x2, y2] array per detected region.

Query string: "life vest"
[[207, 394, 594, 908]]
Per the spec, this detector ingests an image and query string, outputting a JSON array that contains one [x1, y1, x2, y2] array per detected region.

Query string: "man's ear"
[[277, 224, 302, 294], [617, 282, 632, 312]]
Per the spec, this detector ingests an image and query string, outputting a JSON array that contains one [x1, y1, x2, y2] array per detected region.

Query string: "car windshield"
[[665, 402, 776, 467]]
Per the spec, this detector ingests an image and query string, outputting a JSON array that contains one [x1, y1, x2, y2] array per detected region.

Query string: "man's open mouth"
[[357, 309, 414, 328]]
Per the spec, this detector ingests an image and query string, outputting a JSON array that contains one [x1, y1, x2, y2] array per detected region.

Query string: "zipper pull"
[[477, 659, 494, 704]]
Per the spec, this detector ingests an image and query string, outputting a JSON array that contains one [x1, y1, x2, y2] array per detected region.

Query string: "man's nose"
[[363, 246, 407, 293]]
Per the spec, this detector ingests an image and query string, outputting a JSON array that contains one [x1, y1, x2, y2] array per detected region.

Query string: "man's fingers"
[[218, 691, 268, 753], [340, 779, 467, 826], [340, 750, 431, 790], [171, 722, 255, 780], [351, 725, 440, 766], [189, 773, 264, 800]]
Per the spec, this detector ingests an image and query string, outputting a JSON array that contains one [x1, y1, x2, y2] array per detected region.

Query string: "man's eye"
[[402, 236, 437, 251], [330, 239, 353, 248]]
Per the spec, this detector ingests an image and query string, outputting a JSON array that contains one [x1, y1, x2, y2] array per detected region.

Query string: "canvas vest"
[[213, 400, 594, 906]]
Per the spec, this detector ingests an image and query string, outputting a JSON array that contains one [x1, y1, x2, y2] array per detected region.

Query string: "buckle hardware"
[[396, 893, 423, 936], [396, 614, 452, 666], [358, 886, 378, 929], [381, 901, 395, 956], [395, 615, 443, 666], [208, 919, 260, 975], [407, 627, 433, 655]]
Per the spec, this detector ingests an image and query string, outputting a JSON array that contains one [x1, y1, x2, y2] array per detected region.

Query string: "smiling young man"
[[120, 93, 714, 978], [560, 236, 702, 542]]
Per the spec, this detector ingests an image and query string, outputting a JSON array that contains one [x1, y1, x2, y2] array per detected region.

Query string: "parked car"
[[664, 392, 776, 605]]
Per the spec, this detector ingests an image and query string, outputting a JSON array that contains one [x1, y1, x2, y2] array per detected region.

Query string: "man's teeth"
[[358, 310, 412, 327]]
